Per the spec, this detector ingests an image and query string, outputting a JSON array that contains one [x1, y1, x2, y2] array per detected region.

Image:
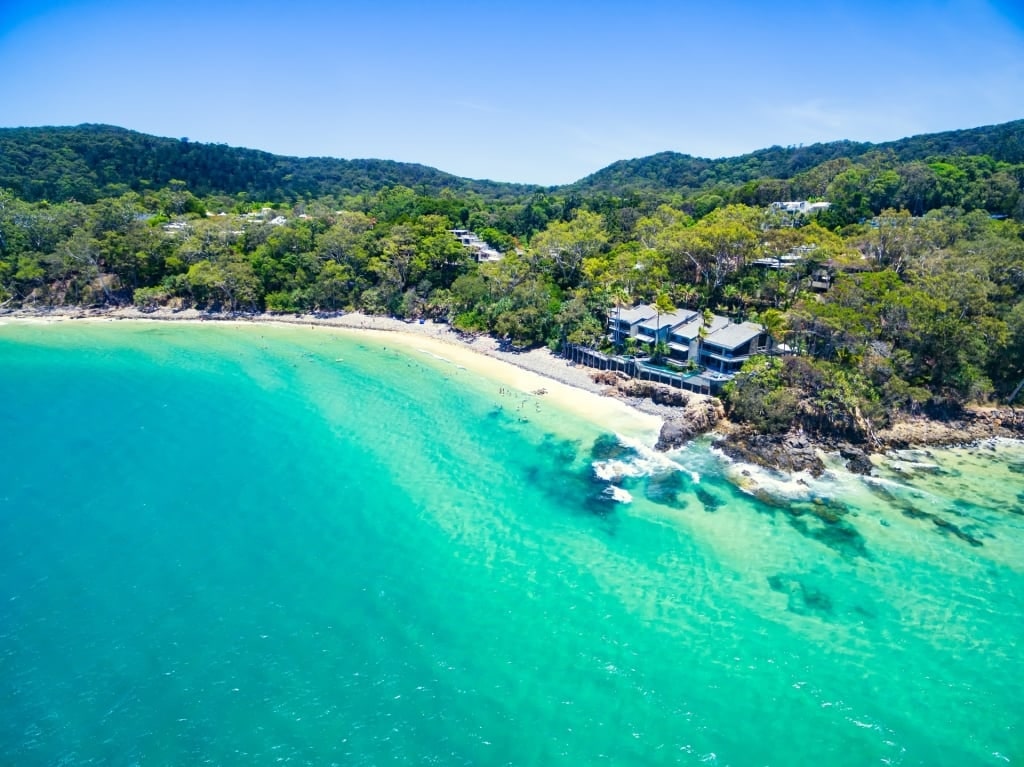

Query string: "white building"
[[449, 229, 503, 262], [771, 200, 831, 215]]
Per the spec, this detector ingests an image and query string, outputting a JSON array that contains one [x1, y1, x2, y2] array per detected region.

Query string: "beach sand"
[[2, 308, 664, 445]]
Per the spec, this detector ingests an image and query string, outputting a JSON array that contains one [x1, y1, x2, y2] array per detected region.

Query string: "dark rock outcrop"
[[876, 408, 1024, 449], [837, 443, 874, 475], [609, 378, 690, 407], [717, 431, 826, 476], [655, 398, 726, 450]]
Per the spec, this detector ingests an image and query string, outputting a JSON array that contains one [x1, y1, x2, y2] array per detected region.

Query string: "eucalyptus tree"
[[528, 209, 608, 289], [656, 204, 761, 299]]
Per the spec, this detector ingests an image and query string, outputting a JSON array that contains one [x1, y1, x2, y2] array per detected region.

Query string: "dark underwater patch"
[[950, 498, 976, 514], [899, 505, 931, 520], [589, 433, 639, 462], [644, 470, 688, 509], [582, 488, 625, 518], [867, 480, 985, 547], [786, 513, 869, 558], [852, 604, 876, 620], [486, 405, 511, 422], [541, 433, 584, 467], [694, 486, 722, 512], [522, 458, 625, 525], [742, 491, 867, 558], [930, 516, 984, 547], [768, 573, 835, 616], [748, 487, 791, 511]]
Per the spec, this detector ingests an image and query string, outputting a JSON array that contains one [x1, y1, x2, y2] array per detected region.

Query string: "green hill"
[[570, 119, 1024, 195], [1, 119, 1021, 213], [0, 124, 543, 204]]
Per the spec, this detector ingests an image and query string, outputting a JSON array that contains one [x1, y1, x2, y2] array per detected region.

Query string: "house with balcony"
[[607, 303, 656, 344], [665, 313, 729, 364], [635, 308, 699, 346], [592, 303, 773, 393], [449, 229, 503, 262], [699, 321, 770, 374], [771, 200, 831, 215]]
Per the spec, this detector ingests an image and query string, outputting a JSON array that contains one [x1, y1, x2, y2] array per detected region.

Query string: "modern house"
[[449, 229, 503, 262], [698, 321, 771, 374], [810, 268, 833, 291], [635, 307, 699, 345], [771, 200, 831, 215], [666, 312, 729, 363], [607, 303, 656, 344], [588, 303, 772, 393], [751, 244, 819, 270]]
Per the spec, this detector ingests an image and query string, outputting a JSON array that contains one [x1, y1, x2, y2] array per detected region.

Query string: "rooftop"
[[670, 313, 729, 341], [615, 304, 657, 325], [638, 308, 699, 330], [705, 321, 764, 349]]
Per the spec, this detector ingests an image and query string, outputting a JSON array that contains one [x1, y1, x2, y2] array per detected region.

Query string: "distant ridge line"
[[0, 118, 1021, 202]]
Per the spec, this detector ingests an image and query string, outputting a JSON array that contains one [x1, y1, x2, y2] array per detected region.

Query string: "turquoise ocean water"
[[1, 320, 1022, 766]]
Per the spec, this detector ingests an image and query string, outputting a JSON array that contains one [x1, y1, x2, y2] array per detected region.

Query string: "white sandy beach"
[[2, 308, 664, 445]]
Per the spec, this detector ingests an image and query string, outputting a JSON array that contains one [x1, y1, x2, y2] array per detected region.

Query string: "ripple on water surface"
[[0, 321, 1022, 765]]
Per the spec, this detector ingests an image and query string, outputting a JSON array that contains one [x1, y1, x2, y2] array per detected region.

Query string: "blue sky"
[[2, 0, 1023, 185]]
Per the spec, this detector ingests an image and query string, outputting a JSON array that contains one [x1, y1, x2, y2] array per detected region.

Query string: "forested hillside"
[[0, 125, 543, 204], [3, 120, 1023, 209], [2, 119, 1023, 441], [571, 119, 1024, 197]]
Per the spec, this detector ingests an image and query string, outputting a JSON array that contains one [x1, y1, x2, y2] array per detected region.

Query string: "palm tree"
[[652, 290, 677, 364], [759, 308, 786, 355], [697, 307, 715, 371], [611, 286, 630, 349]]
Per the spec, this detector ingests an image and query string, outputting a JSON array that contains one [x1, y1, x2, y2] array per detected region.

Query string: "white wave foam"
[[592, 433, 702, 488], [602, 485, 633, 503], [714, 447, 867, 508], [590, 461, 641, 483]]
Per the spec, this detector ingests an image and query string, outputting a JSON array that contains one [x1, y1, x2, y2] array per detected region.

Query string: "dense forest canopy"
[[570, 118, 1024, 196], [2, 119, 1023, 442], [0, 125, 545, 204]]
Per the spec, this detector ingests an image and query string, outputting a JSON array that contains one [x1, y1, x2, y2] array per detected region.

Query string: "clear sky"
[[2, 0, 1023, 186]]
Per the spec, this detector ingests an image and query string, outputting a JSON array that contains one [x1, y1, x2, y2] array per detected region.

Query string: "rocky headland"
[[591, 368, 1024, 475]]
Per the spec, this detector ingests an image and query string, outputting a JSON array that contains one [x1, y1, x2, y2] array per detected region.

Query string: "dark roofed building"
[[700, 321, 770, 374]]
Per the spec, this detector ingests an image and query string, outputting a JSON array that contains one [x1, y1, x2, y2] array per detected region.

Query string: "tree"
[[408, 214, 470, 289], [528, 209, 608, 288], [309, 260, 355, 311], [182, 259, 224, 307], [657, 205, 760, 298], [696, 308, 715, 369], [555, 292, 604, 349], [758, 308, 786, 348], [492, 277, 560, 347], [651, 290, 677, 362]]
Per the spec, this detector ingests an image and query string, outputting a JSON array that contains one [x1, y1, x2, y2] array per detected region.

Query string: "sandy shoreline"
[[10, 306, 1020, 466], [1, 307, 664, 444]]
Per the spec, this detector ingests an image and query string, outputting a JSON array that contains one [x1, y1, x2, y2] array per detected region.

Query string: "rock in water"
[[655, 398, 724, 450], [718, 431, 826, 476], [838, 443, 874, 475]]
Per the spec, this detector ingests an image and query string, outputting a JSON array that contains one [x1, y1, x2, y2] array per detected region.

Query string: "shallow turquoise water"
[[1, 321, 1022, 766]]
